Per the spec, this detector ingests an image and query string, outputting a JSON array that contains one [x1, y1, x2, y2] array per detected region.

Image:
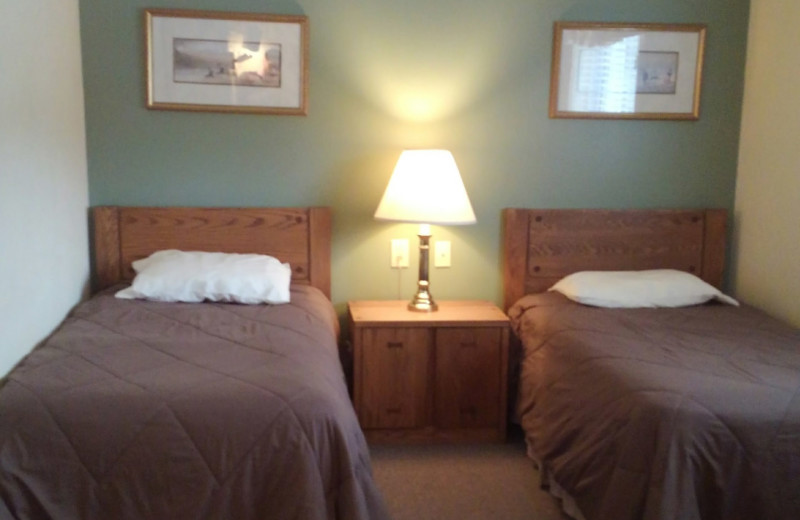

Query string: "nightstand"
[[348, 300, 510, 443]]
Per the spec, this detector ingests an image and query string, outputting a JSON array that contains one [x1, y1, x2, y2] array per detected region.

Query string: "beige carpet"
[[369, 429, 569, 520]]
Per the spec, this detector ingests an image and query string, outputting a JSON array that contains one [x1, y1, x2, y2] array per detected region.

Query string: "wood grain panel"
[[358, 327, 432, 429], [91, 206, 331, 297], [434, 327, 501, 429], [502, 208, 729, 308]]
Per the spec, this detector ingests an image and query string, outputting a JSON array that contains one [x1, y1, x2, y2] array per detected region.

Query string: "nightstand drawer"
[[435, 327, 502, 429], [358, 327, 431, 429]]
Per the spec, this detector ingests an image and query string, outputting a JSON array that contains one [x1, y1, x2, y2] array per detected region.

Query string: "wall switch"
[[391, 239, 409, 268], [434, 241, 451, 267]]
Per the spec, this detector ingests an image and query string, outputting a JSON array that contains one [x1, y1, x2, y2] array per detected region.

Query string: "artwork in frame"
[[145, 8, 308, 115], [549, 22, 706, 120]]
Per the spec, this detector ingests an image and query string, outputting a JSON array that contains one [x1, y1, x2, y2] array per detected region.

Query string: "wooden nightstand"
[[348, 300, 510, 443]]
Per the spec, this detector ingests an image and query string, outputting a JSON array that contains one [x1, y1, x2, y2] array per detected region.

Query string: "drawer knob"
[[387, 341, 404, 349]]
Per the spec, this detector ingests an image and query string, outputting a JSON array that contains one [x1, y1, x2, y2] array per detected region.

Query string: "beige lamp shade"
[[374, 150, 476, 225]]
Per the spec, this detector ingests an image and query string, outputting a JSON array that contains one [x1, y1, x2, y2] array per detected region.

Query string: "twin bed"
[[503, 208, 800, 520], [0, 207, 388, 520]]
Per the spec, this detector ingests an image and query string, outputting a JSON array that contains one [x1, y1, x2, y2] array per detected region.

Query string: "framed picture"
[[145, 8, 308, 115], [549, 22, 706, 120]]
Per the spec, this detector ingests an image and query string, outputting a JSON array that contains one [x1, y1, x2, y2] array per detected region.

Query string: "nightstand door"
[[434, 327, 502, 429], [359, 327, 432, 429]]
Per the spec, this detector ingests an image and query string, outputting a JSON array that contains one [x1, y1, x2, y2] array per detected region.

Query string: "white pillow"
[[115, 250, 291, 304], [549, 269, 738, 308]]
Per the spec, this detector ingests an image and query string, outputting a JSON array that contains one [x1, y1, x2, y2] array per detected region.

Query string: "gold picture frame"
[[145, 8, 309, 115], [549, 22, 706, 120]]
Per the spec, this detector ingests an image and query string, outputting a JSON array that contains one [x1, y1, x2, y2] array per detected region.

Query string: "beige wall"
[[0, 1, 89, 375], [733, 0, 800, 326]]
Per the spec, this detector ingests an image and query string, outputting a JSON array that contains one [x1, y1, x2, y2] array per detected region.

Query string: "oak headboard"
[[502, 208, 727, 311], [92, 206, 331, 298]]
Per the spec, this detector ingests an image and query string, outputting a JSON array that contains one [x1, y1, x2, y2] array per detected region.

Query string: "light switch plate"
[[434, 241, 451, 267], [391, 239, 409, 268]]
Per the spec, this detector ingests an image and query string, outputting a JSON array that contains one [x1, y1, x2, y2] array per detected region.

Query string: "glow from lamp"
[[374, 150, 476, 312]]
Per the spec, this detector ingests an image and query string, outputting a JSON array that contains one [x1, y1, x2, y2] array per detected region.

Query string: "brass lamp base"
[[408, 286, 438, 312], [408, 228, 438, 312]]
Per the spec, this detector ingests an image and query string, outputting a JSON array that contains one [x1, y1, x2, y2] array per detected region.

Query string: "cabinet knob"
[[387, 341, 404, 349]]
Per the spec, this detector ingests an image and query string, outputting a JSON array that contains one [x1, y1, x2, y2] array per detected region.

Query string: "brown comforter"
[[509, 292, 800, 520], [0, 286, 389, 520]]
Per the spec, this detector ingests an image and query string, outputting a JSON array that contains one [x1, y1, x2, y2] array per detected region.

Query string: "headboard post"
[[308, 207, 332, 299], [502, 209, 530, 312], [92, 206, 122, 292], [701, 208, 726, 289]]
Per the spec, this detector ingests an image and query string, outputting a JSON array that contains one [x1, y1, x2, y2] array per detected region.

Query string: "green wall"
[[80, 0, 750, 311]]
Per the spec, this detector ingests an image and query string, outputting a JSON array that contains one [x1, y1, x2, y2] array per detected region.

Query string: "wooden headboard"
[[502, 208, 727, 311], [92, 206, 331, 298]]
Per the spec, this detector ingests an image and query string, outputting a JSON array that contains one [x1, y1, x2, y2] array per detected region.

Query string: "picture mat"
[[150, 16, 302, 109], [557, 28, 700, 114]]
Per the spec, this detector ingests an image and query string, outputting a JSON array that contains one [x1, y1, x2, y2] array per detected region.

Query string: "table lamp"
[[374, 149, 476, 312]]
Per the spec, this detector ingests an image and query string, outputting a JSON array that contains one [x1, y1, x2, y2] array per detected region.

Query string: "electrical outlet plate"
[[391, 239, 409, 268], [434, 241, 451, 267]]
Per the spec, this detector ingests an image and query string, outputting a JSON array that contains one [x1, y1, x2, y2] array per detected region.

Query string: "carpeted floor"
[[368, 428, 569, 520]]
